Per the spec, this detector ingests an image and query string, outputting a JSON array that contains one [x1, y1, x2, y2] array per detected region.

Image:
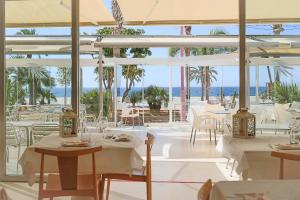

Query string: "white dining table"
[[210, 180, 300, 200], [19, 130, 145, 186], [217, 135, 300, 180]]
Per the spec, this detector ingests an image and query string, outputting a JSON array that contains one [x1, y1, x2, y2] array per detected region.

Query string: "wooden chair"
[[100, 133, 154, 200], [198, 179, 213, 200], [35, 146, 102, 200], [0, 188, 9, 200], [271, 151, 300, 179]]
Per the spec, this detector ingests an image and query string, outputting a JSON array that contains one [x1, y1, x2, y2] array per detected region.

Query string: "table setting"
[[217, 134, 300, 180], [210, 180, 300, 200], [19, 129, 145, 186]]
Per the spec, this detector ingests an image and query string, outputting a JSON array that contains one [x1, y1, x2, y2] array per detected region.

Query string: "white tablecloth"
[[210, 180, 300, 200], [19, 130, 145, 185], [217, 135, 300, 180]]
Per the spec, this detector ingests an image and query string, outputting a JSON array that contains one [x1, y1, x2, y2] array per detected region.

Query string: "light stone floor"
[[2, 123, 239, 200]]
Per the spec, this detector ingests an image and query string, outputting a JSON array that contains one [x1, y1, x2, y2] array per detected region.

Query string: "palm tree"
[[170, 28, 235, 101], [190, 66, 205, 101], [94, 27, 151, 118], [121, 65, 144, 102], [56, 67, 71, 105], [13, 29, 56, 105], [272, 24, 292, 83], [26, 66, 56, 105]]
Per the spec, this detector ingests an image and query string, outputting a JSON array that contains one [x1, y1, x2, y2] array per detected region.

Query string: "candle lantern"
[[59, 109, 78, 137], [232, 108, 256, 138]]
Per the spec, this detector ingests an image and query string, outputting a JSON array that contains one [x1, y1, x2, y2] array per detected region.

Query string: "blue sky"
[[6, 24, 300, 88]]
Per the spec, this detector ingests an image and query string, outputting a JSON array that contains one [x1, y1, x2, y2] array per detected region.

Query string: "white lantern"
[[232, 108, 256, 138], [59, 109, 78, 137]]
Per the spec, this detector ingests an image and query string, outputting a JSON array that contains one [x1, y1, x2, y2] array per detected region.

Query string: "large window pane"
[[5, 0, 71, 176]]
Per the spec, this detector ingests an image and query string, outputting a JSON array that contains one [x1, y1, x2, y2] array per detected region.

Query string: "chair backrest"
[[32, 123, 59, 142], [274, 103, 293, 124], [5, 123, 18, 145], [271, 151, 300, 179], [198, 179, 213, 200], [35, 146, 102, 190], [145, 133, 154, 179], [0, 188, 8, 200]]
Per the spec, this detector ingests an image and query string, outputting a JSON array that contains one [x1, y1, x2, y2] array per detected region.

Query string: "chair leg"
[[17, 145, 21, 174], [214, 129, 217, 145], [193, 130, 197, 146], [6, 147, 9, 163], [146, 179, 152, 200], [226, 158, 231, 169], [106, 178, 111, 200], [99, 176, 105, 200], [209, 129, 212, 142], [231, 160, 236, 177], [190, 128, 194, 143]]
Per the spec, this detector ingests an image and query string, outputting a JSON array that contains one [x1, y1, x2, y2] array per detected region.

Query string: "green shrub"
[[144, 86, 169, 110], [272, 82, 300, 103], [128, 91, 142, 107]]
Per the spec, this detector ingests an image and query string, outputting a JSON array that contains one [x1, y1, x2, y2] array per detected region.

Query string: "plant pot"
[[148, 103, 161, 111]]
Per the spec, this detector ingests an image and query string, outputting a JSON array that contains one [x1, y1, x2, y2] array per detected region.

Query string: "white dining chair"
[[6, 123, 25, 174], [190, 107, 217, 145], [121, 106, 140, 127], [274, 103, 294, 125]]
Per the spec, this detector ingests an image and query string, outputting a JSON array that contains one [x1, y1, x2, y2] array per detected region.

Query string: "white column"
[[113, 48, 119, 126], [245, 50, 250, 108], [169, 64, 173, 123], [256, 65, 259, 103], [0, 0, 5, 179], [71, 0, 80, 116], [98, 47, 103, 117], [142, 65, 145, 125]]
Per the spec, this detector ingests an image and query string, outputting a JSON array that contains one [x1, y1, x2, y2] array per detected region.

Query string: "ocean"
[[51, 86, 267, 97]]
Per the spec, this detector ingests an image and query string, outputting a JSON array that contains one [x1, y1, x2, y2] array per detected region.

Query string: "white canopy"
[[5, 0, 115, 27], [4, 0, 300, 27], [117, 0, 300, 25]]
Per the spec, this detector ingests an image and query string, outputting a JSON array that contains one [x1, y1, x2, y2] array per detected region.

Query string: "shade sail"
[[5, 36, 98, 54], [5, 0, 300, 28], [117, 0, 300, 25], [5, 0, 115, 27]]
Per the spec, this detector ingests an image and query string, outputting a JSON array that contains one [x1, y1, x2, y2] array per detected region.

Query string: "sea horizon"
[[51, 86, 267, 97]]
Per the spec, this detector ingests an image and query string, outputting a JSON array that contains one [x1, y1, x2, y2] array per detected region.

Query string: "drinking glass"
[[81, 132, 91, 144], [99, 116, 108, 133]]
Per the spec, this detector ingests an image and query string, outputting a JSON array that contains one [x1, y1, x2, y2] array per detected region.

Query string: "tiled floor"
[[2, 123, 238, 200]]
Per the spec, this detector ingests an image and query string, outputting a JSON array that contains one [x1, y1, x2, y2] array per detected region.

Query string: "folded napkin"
[[274, 144, 300, 150], [61, 141, 89, 147]]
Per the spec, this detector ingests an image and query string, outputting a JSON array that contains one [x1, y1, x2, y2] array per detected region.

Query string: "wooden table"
[[210, 180, 300, 200]]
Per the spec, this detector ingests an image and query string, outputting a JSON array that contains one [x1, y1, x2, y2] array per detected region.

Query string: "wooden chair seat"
[[46, 174, 95, 191]]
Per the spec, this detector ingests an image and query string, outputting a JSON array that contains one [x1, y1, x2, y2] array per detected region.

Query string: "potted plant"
[[144, 86, 169, 111], [128, 91, 142, 107]]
